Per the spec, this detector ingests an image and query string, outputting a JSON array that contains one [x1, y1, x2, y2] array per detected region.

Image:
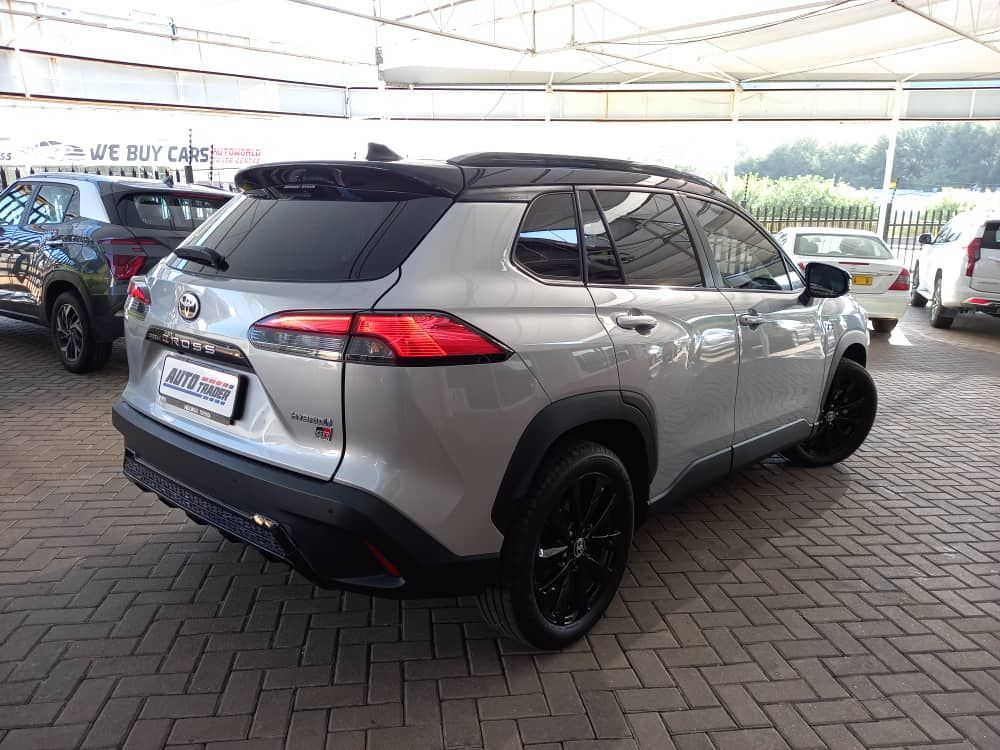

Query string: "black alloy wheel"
[[477, 441, 634, 650], [534, 471, 629, 627], [782, 358, 877, 467]]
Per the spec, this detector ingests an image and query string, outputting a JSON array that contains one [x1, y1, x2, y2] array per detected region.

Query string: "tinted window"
[[169, 188, 452, 282], [513, 193, 580, 280], [0, 184, 34, 226], [983, 221, 1000, 249], [580, 192, 622, 284], [120, 193, 227, 232], [794, 233, 892, 259], [26, 184, 79, 225], [688, 200, 794, 292], [596, 191, 703, 287]]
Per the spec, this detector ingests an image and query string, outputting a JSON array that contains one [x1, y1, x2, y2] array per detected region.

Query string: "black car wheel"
[[929, 275, 955, 329], [50, 292, 112, 373], [477, 441, 634, 650], [782, 358, 877, 467], [871, 318, 897, 334]]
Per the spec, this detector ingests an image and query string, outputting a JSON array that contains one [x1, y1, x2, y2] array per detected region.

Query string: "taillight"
[[888, 267, 910, 291], [349, 313, 506, 365], [798, 261, 807, 272], [966, 237, 982, 277], [249, 312, 352, 361], [248, 311, 510, 366], [102, 237, 157, 281], [125, 276, 150, 318]]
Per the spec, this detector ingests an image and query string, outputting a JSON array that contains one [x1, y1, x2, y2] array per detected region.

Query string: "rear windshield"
[[167, 187, 451, 282], [794, 233, 892, 260], [983, 221, 1000, 249], [119, 192, 229, 232]]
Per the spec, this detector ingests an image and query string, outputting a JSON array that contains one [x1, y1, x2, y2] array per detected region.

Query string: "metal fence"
[[745, 204, 956, 270]]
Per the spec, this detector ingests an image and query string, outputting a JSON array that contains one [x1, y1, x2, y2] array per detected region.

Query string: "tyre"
[[871, 318, 897, 334], [929, 275, 955, 329], [477, 440, 634, 650], [781, 358, 877, 468], [50, 292, 113, 373], [910, 265, 927, 307]]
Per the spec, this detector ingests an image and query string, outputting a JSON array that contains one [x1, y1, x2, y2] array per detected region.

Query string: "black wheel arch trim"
[[491, 390, 657, 534], [42, 271, 94, 322]]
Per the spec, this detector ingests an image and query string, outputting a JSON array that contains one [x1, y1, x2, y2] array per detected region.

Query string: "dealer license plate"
[[852, 274, 873, 286], [158, 355, 242, 424]]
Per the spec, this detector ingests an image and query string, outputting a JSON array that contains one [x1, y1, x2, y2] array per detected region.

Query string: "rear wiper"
[[174, 245, 227, 270]]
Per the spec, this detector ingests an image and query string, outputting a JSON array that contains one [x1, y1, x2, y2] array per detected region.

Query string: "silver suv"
[[113, 150, 876, 649]]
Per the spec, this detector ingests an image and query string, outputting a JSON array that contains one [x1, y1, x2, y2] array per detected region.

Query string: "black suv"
[[0, 174, 231, 372]]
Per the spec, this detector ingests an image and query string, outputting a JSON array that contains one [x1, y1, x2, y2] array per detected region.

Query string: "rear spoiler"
[[234, 161, 465, 198]]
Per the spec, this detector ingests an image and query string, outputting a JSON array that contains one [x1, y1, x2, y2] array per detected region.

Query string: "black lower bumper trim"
[[113, 400, 499, 597]]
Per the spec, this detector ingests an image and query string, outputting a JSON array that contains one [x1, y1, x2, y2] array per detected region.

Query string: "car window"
[[934, 220, 959, 244], [982, 221, 1000, 249], [794, 233, 892, 259], [579, 191, 622, 283], [119, 193, 229, 233], [594, 191, 704, 287], [513, 193, 580, 280], [25, 184, 79, 225], [687, 199, 794, 292], [0, 183, 34, 226]]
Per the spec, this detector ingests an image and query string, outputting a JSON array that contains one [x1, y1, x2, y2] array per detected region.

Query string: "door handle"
[[738, 313, 767, 328], [616, 312, 658, 332], [44, 239, 63, 247]]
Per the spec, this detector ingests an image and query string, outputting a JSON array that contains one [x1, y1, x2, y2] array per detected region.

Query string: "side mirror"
[[918, 233, 933, 245], [803, 262, 850, 299]]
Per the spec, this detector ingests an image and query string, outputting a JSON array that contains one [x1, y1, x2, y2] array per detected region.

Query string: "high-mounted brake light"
[[966, 237, 982, 277], [888, 267, 910, 291], [102, 237, 157, 281], [248, 311, 510, 365]]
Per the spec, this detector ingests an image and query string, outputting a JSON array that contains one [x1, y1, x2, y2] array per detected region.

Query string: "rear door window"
[[513, 193, 580, 280], [983, 221, 1000, 249], [169, 188, 452, 282], [0, 183, 34, 226], [595, 191, 703, 287], [120, 193, 228, 232]]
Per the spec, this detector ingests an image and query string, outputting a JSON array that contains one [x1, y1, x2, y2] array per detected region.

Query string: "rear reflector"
[[249, 311, 510, 365], [365, 541, 401, 578], [888, 267, 910, 291], [966, 297, 996, 306], [966, 237, 982, 277]]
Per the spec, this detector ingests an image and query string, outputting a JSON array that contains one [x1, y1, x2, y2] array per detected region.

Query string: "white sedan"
[[775, 227, 910, 333]]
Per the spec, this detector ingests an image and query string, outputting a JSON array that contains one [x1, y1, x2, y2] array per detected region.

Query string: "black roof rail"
[[448, 152, 718, 191]]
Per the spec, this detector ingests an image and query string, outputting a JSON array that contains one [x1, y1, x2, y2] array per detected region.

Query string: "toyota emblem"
[[178, 292, 200, 321]]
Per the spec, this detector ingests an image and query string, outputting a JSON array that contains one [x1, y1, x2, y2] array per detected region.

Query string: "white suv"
[[911, 212, 1000, 328]]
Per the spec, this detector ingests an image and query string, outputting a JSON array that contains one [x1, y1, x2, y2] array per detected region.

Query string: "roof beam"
[[889, 0, 1000, 55]]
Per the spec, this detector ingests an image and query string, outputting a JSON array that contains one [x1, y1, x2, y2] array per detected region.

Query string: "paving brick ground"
[[1, 307, 999, 750]]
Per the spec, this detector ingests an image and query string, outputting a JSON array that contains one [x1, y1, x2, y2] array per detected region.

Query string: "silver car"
[[113, 149, 875, 649]]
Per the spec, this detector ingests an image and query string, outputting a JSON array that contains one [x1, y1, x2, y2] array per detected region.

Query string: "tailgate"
[[122, 266, 394, 479], [971, 221, 1000, 295]]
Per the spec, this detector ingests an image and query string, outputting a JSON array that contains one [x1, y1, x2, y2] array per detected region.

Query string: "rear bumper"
[[112, 399, 499, 597], [853, 291, 909, 321]]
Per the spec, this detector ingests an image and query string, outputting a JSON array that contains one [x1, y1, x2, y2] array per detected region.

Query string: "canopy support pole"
[[876, 82, 904, 239]]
